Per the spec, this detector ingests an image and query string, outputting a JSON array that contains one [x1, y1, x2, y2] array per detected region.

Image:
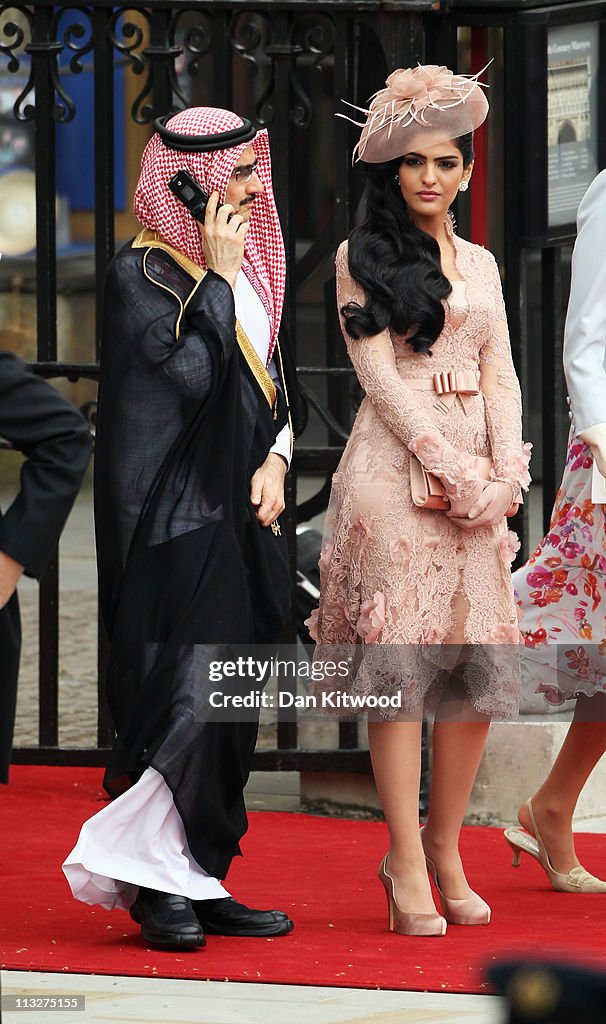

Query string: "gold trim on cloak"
[[235, 321, 277, 417], [132, 228, 277, 414], [133, 227, 204, 281]]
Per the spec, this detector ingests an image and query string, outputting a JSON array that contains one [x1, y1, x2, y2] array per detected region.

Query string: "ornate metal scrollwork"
[[21, 40, 67, 122], [229, 10, 269, 78], [295, 15, 335, 71], [35, 6, 96, 123], [0, 6, 32, 73], [229, 10, 335, 129], [109, 7, 185, 124], [171, 8, 213, 81], [0, 7, 34, 120], [229, 11, 275, 125], [108, 6, 148, 76], [138, 42, 184, 122], [108, 6, 153, 124], [289, 13, 335, 128], [53, 5, 94, 76], [1, 6, 95, 124]]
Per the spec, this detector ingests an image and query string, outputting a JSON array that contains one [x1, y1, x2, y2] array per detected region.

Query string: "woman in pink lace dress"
[[308, 67, 531, 937]]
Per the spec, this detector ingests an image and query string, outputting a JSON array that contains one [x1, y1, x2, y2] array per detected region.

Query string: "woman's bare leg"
[[421, 587, 492, 898], [518, 692, 606, 873], [421, 716, 491, 898], [367, 719, 437, 914]]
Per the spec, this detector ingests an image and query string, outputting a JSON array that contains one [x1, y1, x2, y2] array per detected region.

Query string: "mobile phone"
[[168, 169, 209, 222]]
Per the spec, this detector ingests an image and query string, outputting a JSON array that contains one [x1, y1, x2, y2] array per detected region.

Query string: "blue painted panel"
[[56, 61, 127, 212]]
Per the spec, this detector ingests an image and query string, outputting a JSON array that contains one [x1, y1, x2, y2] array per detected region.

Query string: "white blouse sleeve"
[[268, 354, 292, 467], [563, 170, 606, 434]]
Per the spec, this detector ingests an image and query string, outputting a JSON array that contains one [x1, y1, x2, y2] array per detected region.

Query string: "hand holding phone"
[[167, 169, 246, 286], [168, 169, 209, 222], [202, 193, 247, 289]]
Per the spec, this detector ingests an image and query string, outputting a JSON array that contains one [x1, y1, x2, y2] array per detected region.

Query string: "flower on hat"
[[339, 62, 491, 164], [371, 64, 483, 129], [385, 68, 429, 100]]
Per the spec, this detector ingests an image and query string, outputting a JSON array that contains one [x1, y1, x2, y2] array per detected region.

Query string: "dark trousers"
[[0, 592, 21, 783]]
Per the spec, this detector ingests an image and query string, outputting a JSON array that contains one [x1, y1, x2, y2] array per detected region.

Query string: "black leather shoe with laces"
[[193, 896, 294, 937], [129, 887, 206, 950]]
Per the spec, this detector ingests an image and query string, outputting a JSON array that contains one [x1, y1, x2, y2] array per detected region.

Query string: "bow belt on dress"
[[404, 370, 480, 415]]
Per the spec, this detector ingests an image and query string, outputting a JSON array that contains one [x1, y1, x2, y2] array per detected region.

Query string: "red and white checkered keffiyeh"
[[134, 107, 286, 360]]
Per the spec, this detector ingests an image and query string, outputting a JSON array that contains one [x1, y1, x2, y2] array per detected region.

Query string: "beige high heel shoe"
[[420, 834, 491, 925], [377, 855, 447, 937], [504, 799, 606, 894]]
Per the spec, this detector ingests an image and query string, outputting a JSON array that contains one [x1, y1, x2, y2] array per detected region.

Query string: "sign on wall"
[[547, 22, 600, 229]]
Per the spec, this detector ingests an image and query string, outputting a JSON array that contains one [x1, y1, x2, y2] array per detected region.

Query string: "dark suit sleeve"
[[0, 351, 92, 578]]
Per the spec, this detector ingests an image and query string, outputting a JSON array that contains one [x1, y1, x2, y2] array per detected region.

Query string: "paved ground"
[[0, 972, 503, 1024]]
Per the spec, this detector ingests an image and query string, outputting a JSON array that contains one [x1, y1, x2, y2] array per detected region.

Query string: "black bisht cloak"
[[95, 231, 295, 878]]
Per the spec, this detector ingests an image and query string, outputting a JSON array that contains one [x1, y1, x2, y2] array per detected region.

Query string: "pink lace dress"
[[310, 229, 531, 718]]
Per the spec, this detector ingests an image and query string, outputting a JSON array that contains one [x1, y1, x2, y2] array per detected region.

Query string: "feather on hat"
[[341, 64, 490, 163]]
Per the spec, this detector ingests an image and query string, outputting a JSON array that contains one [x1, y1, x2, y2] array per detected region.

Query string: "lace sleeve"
[[479, 252, 531, 500], [336, 242, 482, 501]]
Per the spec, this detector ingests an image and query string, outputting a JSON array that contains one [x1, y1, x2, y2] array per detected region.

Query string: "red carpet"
[[1, 766, 606, 992]]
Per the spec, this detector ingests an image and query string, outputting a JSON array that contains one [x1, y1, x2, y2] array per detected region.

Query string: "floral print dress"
[[309, 227, 531, 717], [513, 433, 606, 704], [513, 171, 606, 707]]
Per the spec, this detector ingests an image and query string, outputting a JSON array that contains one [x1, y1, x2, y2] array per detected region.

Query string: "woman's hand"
[[579, 423, 606, 479], [197, 191, 248, 290], [445, 478, 484, 520], [590, 445, 606, 480], [448, 481, 516, 530], [250, 453, 287, 528]]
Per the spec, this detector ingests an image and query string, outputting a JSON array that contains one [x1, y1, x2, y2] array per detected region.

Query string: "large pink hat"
[[343, 64, 489, 163]]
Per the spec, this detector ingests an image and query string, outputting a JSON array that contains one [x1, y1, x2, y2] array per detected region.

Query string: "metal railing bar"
[[12, 746, 373, 772]]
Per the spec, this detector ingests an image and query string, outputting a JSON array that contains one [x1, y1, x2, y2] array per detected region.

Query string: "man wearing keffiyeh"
[[62, 108, 296, 949]]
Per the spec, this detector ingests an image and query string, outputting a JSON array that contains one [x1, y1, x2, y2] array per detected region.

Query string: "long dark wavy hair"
[[342, 133, 474, 355]]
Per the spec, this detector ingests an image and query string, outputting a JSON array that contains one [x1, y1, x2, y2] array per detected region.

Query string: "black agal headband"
[[153, 114, 257, 152]]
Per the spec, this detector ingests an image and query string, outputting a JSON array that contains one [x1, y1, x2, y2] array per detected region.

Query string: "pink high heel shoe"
[[420, 829, 491, 925], [377, 855, 447, 937]]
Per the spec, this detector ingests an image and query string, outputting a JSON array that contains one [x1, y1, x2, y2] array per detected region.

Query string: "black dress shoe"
[[193, 897, 294, 937], [129, 887, 206, 950]]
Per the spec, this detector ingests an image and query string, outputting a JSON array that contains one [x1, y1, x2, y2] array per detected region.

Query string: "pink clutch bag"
[[409, 454, 518, 517]]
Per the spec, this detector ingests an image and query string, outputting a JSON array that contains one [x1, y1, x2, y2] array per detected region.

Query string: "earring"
[[458, 179, 469, 192]]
